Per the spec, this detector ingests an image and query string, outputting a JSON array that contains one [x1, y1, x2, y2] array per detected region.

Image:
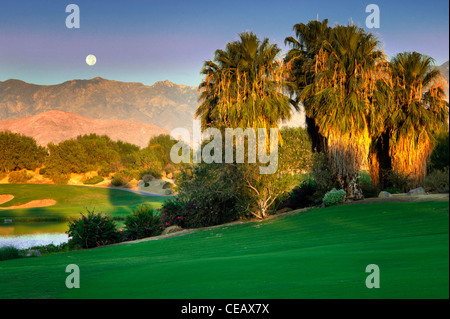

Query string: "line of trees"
[[0, 131, 183, 184], [182, 19, 448, 220]]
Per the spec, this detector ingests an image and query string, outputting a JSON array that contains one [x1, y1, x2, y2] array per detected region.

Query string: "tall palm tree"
[[197, 32, 292, 137], [385, 52, 448, 186], [298, 24, 389, 200], [285, 19, 331, 152]]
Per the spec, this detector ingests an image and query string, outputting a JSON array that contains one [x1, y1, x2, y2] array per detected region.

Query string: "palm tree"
[[297, 24, 389, 200], [284, 19, 331, 153], [384, 52, 448, 187], [197, 32, 292, 137]]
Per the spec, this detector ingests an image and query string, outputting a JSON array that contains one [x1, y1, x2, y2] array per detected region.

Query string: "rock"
[[25, 249, 42, 257], [378, 191, 391, 198], [161, 225, 182, 235], [165, 189, 173, 195], [407, 187, 427, 196], [142, 174, 155, 183]]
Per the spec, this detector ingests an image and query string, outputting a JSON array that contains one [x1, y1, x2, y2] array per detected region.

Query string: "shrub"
[[424, 168, 449, 193], [177, 163, 248, 228], [0, 246, 21, 261], [384, 186, 403, 194], [48, 171, 70, 185], [98, 167, 112, 178], [83, 176, 104, 185], [382, 170, 414, 192], [159, 198, 186, 229], [8, 170, 31, 183], [67, 208, 123, 249], [142, 174, 155, 183], [162, 182, 173, 189], [24, 243, 69, 256], [123, 204, 162, 240], [323, 188, 346, 206], [429, 131, 449, 172], [284, 179, 318, 209], [111, 171, 132, 187], [311, 153, 339, 198], [358, 171, 379, 198], [139, 168, 162, 180]]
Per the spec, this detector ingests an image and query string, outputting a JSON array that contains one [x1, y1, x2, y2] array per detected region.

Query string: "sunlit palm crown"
[[197, 32, 292, 132]]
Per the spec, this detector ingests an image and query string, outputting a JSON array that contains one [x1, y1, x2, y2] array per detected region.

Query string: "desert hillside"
[[0, 110, 170, 148]]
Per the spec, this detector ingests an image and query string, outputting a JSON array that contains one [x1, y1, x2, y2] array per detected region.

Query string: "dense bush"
[[49, 172, 70, 185], [382, 169, 414, 192], [0, 246, 21, 261], [323, 188, 346, 206], [384, 186, 403, 194], [159, 198, 186, 228], [110, 171, 133, 187], [424, 168, 449, 193], [67, 209, 123, 249], [98, 167, 112, 177], [310, 153, 340, 198], [358, 171, 379, 198], [123, 204, 162, 240], [83, 175, 104, 185], [429, 131, 449, 172], [8, 170, 31, 183], [284, 179, 318, 209], [177, 163, 248, 228]]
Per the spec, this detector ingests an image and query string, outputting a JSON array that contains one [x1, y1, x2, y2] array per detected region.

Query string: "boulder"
[[407, 187, 427, 196], [165, 189, 174, 195], [378, 191, 391, 198], [161, 225, 182, 235]]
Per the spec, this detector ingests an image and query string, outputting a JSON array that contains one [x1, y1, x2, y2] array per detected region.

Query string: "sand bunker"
[[0, 195, 14, 205], [0, 199, 56, 209]]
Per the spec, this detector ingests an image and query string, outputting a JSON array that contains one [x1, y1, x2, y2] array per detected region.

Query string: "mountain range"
[[0, 77, 198, 132], [0, 110, 169, 148]]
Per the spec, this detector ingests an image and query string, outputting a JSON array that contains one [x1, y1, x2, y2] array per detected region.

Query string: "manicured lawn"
[[0, 201, 448, 299], [0, 184, 169, 221]]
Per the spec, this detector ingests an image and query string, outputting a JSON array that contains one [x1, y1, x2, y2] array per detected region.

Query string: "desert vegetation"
[[0, 132, 185, 187]]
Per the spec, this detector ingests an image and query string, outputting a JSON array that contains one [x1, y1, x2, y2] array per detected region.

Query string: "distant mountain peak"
[[153, 79, 176, 87]]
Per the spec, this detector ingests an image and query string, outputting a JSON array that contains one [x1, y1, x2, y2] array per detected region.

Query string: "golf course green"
[[0, 184, 169, 222], [0, 200, 448, 299]]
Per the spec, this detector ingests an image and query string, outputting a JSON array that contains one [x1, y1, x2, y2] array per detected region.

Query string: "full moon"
[[86, 54, 97, 66]]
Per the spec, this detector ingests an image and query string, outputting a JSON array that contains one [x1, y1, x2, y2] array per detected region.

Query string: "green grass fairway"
[[0, 184, 169, 221], [0, 201, 448, 299]]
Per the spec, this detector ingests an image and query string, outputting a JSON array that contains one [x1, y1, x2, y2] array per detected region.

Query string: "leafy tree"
[[147, 134, 178, 167], [0, 131, 46, 173]]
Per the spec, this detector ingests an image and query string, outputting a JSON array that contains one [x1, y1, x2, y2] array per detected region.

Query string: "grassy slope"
[[0, 201, 448, 299], [0, 184, 168, 221]]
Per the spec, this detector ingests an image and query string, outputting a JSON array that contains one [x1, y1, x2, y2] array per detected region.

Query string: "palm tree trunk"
[[305, 115, 327, 153]]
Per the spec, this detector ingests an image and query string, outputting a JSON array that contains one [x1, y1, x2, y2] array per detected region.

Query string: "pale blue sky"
[[0, 0, 448, 87]]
